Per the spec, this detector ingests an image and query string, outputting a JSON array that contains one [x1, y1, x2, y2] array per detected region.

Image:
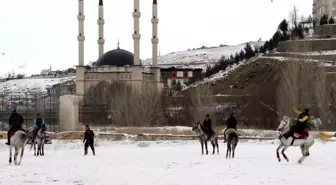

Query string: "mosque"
[[75, 0, 162, 98]]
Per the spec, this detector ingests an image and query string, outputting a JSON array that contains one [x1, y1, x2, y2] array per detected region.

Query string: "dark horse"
[[192, 121, 219, 155], [224, 128, 239, 158]]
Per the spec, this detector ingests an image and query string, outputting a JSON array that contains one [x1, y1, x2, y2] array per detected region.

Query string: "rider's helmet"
[[304, 108, 309, 114]]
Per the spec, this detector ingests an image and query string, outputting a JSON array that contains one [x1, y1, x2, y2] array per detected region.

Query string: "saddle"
[[9, 129, 27, 137], [293, 130, 309, 139]]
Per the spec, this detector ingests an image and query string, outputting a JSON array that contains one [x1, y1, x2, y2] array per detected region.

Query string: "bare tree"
[[276, 58, 326, 120], [187, 84, 216, 124]]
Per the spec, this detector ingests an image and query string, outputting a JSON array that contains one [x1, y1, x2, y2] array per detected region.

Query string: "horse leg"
[[34, 141, 36, 156], [205, 141, 209, 155], [216, 139, 219, 155], [200, 141, 204, 155], [232, 143, 237, 158], [211, 140, 215, 155], [281, 146, 290, 162], [276, 143, 284, 162], [42, 142, 44, 156], [18, 146, 25, 165], [37, 143, 41, 156], [14, 147, 18, 165], [9, 145, 12, 164], [226, 142, 231, 158]]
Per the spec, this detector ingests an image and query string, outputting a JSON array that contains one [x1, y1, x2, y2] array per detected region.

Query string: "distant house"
[[160, 67, 203, 88]]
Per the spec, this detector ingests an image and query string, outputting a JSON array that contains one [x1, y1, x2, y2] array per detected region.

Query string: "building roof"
[[95, 47, 134, 67]]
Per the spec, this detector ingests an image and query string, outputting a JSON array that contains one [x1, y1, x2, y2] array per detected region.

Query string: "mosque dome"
[[95, 43, 134, 67]]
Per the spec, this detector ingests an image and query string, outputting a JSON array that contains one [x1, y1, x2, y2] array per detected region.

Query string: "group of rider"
[[202, 107, 310, 141], [5, 109, 45, 145]]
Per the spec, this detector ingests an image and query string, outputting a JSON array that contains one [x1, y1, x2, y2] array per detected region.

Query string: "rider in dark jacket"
[[32, 113, 45, 141], [83, 125, 95, 155], [5, 109, 24, 145], [285, 108, 309, 139], [224, 112, 238, 142], [203, 114, 214, 138]]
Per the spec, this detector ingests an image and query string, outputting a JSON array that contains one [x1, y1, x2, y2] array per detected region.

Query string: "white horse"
[[9, 129, 28, 165], [276, 116, 322, 164], [30, 125, 46, 156]]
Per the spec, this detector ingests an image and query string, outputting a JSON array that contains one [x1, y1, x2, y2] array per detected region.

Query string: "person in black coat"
[[6, 109, 25, 145], [83, 125, 95, 155], [203, 114, 214, 138], [224, 112, 238, 143]]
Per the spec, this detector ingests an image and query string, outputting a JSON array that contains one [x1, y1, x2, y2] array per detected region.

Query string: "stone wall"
[[277, 39, 336, 52], [315, 24, 336, 38], [267, 53, 336, 61]]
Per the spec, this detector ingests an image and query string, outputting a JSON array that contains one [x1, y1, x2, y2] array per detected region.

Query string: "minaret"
[[132, 0, 141, 65], [151, 0, 159, 67], [97, 0, 105, 57], [76, 0, 85, 97]]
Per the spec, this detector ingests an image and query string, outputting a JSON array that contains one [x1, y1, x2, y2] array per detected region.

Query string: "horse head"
[[192, 121, 201, 132], [277, 116, 291, 133]]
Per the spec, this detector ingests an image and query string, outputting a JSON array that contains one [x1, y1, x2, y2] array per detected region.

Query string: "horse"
[[276, 115, 323, 164], [9, 128, 28, 165], [30, 124, 46, 156], [192, 121, 219, 155], [224, 128, 239, 158]]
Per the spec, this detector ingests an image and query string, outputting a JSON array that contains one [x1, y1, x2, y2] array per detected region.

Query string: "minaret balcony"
[[77, 15, 85, 21], [132, 12, 141, 18], [77, 35, 85, 41], [97, 19, 105, 25], [132, 34, 141, 39], [97, 39, 105, 44], [151, 38, 159, 43], [151, 18, 159, 24]]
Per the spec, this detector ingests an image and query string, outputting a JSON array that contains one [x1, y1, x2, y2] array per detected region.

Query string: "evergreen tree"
[[278, 19, 289, 33], [259, 46, 265, 53], [244, 43, 255, 59], [329, 17, 335, 24], [239, 50, 245, 60], [234, 52, 240, 63], [320, 15, 328, 25]]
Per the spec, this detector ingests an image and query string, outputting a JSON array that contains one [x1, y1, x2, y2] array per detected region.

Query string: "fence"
[[0, 92, 59, 132]]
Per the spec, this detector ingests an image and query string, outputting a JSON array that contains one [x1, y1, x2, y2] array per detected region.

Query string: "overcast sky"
[[0, 0, 311, 76]]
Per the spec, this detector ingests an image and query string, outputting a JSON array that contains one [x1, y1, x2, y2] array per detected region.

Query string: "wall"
[[277, 39, 336, 52], [266, 53, 336, 61], [315, 24, 336, 37], [59, 95, 82, 131]]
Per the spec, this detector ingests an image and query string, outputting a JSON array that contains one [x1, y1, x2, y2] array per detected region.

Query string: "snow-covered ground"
[[0, 76, 75, 94], [0, 139, 335, 185], [143, 42, 263, 68]]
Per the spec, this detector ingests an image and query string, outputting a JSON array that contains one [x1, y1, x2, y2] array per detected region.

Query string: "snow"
[[183, 56, 260, 90], [143, 42, 263, 70], [0, 139, 335, 185], [0, 76, 75, 94]]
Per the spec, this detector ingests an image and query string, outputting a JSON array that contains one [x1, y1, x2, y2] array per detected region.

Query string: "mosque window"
[[99, 18, 101, 20], [79, 13, 81, 15], [135, 9, 137, 12], [154, 36, 156, 38], [154, 16, 156, 18], [120, 74, 123, 80], [135, 31, 137, 34]]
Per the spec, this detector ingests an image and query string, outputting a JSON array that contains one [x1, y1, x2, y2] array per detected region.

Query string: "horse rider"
[[203, 114, 214, 138], [284, 108, 310, 139], [5, 109, 25, 145], [83, 125, 95, 156], [32, 113, 45, 142], [224, 112, 238, 143]]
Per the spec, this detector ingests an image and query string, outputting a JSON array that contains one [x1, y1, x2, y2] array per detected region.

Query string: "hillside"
[[0, 76, 75, 95], [143, 41, 264, 69]]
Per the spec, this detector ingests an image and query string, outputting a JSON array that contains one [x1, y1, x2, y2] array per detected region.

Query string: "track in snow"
[[0, 140, 335, 185]]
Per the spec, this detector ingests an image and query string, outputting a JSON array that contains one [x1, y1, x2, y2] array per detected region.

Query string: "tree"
[[16, 74, 24, 79], [320, 15, 329, 25], [329, 17, 335, 24], [278, 19, 289, 35], [244, 43, 255, 59]]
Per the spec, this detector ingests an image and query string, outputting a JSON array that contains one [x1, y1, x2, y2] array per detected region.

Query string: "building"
[[76, 0, 163, 99], [313, 0, 336, 23], [160, 67, 202, 88]]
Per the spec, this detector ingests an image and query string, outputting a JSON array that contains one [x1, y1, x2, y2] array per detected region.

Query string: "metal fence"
[[0, 92, 59, 132]]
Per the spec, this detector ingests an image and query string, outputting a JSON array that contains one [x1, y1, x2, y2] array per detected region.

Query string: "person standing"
[[83, 125, 95, 156]]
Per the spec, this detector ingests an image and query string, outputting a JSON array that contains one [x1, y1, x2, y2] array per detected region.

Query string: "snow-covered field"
[[0, 76, 75, 94], [0, 139, 335, 185]]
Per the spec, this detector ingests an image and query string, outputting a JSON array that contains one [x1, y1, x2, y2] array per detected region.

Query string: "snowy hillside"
[[0, 76, 75, 94], [143, 41, 264, 69]]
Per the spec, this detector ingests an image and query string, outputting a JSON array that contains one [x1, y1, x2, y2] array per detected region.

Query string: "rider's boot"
[[223, 133, 227, 143], [5, 132, 10, 145]]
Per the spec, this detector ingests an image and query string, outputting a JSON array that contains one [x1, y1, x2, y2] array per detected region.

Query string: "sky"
[[0, 0, 312, 77]]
